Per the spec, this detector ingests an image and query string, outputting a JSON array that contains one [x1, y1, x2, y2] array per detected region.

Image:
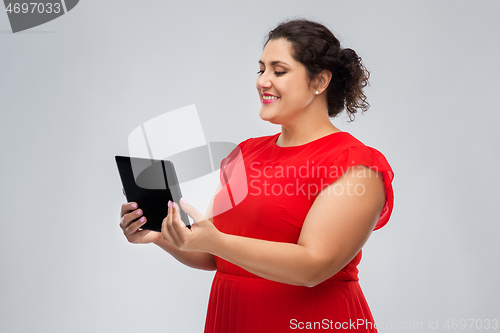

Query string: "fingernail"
[[180, 197, 187, 205], [168, 200, 171, 208], [136, 210, 142, 215], [172, 202, 176, 208], [132, 203, 137, 209], [140, 217, 145, 222]]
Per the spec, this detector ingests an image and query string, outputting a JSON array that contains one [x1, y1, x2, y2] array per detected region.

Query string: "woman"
[[120, 19, 394, 333]]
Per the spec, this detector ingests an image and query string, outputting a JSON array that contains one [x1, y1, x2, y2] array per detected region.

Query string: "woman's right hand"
[[119, 201, 162, 244]]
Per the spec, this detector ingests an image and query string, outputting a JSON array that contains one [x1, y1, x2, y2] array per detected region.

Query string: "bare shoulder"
[[325, 164, 386, 221], [336, 164, 386, 202]]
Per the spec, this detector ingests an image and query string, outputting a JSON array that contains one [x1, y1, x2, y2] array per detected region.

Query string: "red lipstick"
[[261, 93, 280, 104]]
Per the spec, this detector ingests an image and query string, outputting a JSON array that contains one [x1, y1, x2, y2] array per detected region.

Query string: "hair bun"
[[339, 48, 359, 66]]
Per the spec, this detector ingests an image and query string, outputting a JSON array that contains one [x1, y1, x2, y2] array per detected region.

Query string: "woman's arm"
[[164, 165, 386, 287]]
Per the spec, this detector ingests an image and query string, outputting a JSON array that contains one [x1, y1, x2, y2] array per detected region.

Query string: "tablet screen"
[[115, 156, 190, 232]]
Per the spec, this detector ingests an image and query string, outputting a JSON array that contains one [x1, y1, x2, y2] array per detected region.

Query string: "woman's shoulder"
[[236, 133, 279, 150], [239, 131, 360, 149], [299, 132, 392, 176], [320, 132, 395, 231], [321, 131, 387, 157], [235, 132, 392, 167]]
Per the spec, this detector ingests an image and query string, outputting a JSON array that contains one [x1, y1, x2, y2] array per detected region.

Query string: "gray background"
[[1, 0, 499, 332]]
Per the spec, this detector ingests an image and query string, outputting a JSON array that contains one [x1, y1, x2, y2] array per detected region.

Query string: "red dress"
[[205, 132, 394, 333]]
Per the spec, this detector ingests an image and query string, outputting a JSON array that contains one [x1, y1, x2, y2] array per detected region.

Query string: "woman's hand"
[[119, 189, 161, 244], [161, 198, 220, 252]]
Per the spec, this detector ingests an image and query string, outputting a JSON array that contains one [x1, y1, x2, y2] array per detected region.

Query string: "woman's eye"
[[256, 70, 286, 75]]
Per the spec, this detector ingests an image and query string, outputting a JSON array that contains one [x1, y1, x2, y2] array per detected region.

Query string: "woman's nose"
[[256, 72, 272, 90]]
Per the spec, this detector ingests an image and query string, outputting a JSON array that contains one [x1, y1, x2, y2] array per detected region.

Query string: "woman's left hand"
[[161, 198, 219, 253]]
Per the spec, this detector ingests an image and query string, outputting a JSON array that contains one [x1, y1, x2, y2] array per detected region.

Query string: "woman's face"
[[256, 38, 315, 125]]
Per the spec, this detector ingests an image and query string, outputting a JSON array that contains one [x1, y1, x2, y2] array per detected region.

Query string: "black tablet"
[[115, 156, 190, 232]]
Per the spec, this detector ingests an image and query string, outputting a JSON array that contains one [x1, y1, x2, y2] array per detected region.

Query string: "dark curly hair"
[[264, 19, 370, 121]]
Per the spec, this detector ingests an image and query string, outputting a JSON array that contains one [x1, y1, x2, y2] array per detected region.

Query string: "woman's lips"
[[261, 94, 280, 104]]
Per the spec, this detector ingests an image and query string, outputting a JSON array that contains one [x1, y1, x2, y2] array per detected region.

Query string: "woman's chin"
[[259, 113, 274, 124], [259, 108, 276, 122], [259, 111, 282, 125]]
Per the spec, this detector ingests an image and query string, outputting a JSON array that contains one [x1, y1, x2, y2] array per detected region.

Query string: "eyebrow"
[[258, 60, 290, 67]]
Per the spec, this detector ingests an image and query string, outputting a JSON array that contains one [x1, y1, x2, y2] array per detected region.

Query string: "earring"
[[315, 90, 319, 95]]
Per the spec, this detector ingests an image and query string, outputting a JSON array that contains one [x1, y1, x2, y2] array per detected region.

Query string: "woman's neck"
[[277, 119, 341, 147]]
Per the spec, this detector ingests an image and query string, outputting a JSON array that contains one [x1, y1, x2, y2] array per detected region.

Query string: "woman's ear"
[[318, 70, 332, 90], [312, 70, 332, 94]]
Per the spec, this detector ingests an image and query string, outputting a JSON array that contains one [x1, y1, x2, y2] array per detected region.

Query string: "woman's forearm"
[[163, 200, 335, 285], [207, 232, 328, 287], [154, 237, 216, 271]]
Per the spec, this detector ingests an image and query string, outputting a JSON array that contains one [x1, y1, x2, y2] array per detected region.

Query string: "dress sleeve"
[[219, 138, 250, 187], [216, 139, 251, 213], [320, 144, 395, 231]]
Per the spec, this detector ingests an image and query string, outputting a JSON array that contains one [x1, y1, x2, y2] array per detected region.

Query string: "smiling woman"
[[257, 38, 322, 126], [120, 18, 394, 333]]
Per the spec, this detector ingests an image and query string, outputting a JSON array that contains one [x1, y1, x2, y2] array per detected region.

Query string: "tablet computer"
[[115, 156, 190, 232]]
